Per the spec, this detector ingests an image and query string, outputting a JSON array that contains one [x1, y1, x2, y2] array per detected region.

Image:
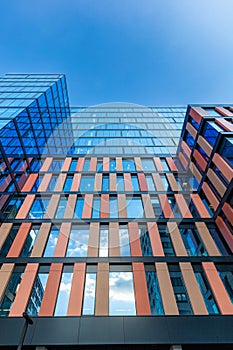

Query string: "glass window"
[[170, 271, 193, 315], [54, 269, 73, 316], [80, 176, 94, 192], [110, 159, 116, 172], [151, 197, 164, 218], [55, 198, 67, 218], [66, 225, 89, 257], [159, 226, 175, 256], [127, 197, 144, 218], [220, 138, 233, 166], [28, 198, 49, 219], [110, 196, 118, 218], [146, 175, 155, 191], [96, 159, 102, 172], [0, 270, 24, 316], [20, 225, 40, 257], [3, 197, 24, 219], [0, 225, 19, 257], [99, 226, 108, 257], [47, 176, 58, 192], [203, 121, 222, 147], [102, 175, 109, 192], [218, 271, 233, 303], [83, 159, 90, 171], [146, 271, 164, 315], [82, 273, 96, 315], [74, 197, 84, 218], [139, 225, 152, 256], [161, 159, 169, 171], [27, 272, 49, 316], [119, 225, 130, 256], [49, 160, 64, 172], [131, 175, 140, 191], [122, 159, 136, 172], [117, 175, 124, 191], [179, 227, 208, 256], [142, 159, 155, 171], [64, 176, 73, 192], [160, 176, 169, 190], [69, 160, 77, 172], [92, 197, 100, 218], [195, 272, 219, 314], [43, 226, 60, 257], [109, 272, 136, 315]]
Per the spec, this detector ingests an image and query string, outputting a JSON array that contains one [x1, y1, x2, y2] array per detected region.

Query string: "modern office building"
[[0, 73, 232, 349]]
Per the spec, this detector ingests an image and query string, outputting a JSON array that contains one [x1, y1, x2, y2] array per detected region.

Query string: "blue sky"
[[1, 0, 233, 106]]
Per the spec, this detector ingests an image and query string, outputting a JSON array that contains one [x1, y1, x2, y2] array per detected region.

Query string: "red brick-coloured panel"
[[153, 157, 164, 171], [201, 182, 219, 211], [89, 158, 97, 171], [0, 264, 15, 303], [30, 223, 51, 257], [0, 175, 11, 192], [193, 149, 207, 172], [197, 136, 213, 157], [132, 263, 151, 315], [118, 194, 127, 218], [103, 157, 109, 172], [44, 194, 60, 219], [116, 157, 123, 171], [40, 157, 53, 172], [166, 157, 178, 172], [54, 222, 71, 257], [100, 194, 109, 219], [124, 173, 133, 191], [207, 169, 227, 198], [215, 118, 233, 132], [0, 223, 13, 250], [76, 158, 84, 171], [67, 263, 86, 316], [202, 262, 233, 314], [39, 263, 63, 316], [215, 107, 233, 117], [71, 173, 81, 191], [22, 174, 38, 192], [174, 194, 192, 218], [61, 158, 72, 172], [0, 194, 10, 212], [215, 217, 233, 253], [181, 141, 192, 158], [128, 222, 142, 256], [82, 194, 93, 219], [134, 157, 143, 171], [54, 173, 66, 192], [95, 263, 109, 316], [222, 203, 233, 226], [7, 223, 31, 257], [9, 263, 39, 316], [17, 174, 28, 191], [109, 222, 120, 257], [37, 173, 52, 192], [191, 194, 211, 218], [158, 194, 174, 218], [178, 152, 189, 170], [94, 173, 102, 192], [64, 194, 77, 218], [142, 194, 155, 218], [147, 222, 164, 256], [195, 222, 220, 256], [186, 122, 197, 139], [212, 153, 233, 183], [138, 173, 148, 191], [167, 222, 187, 256], [16, 195, 35, 219], [88, 222, 99, 257], [190, 107, 207, 123], [166, 174, 179, 191], [152, 174, 164, 191]]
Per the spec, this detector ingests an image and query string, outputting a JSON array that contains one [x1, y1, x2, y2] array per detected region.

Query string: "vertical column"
[[118, 194, 127, 218], [156, 263, 179, 315], [61, 157, 71, 172], [124, 173, 133, 191], [9, 264, 39, 316], [158, 194, 174, 218], [132, 262, 151, 315], [82, 194, 93, 219], [76, 158, 84, 171], [138, 173, 148, 191], [94, 173, 102, 192], [134, 157, 143, 171], [147, 222, 164, 256], [54, 222, 71, 257], [16, 194, 35, 219], [64, 194, 77, 219], [167, 222, 187, 256], [88, 222, 100, 257], [109, 222, 120, 257], [95, 263, 109, 316], [110, 173, 117, 192], [89, 158, 97, 172], [30, 223, 51, 257], [103, 157, 109, 172], [116, 157, 123, 171], [100, 194, 109, 219], [39, 263, 63, 316], [128, 222, 142, 256], [71, 174, 81, 191], [67, 263, 86, 316], [7, 223, 32, 258], [44, 194, 60, 219], [142, 194, 155, 218]]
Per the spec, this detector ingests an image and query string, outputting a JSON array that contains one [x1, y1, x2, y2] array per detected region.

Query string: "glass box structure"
[[0, 74, 232, 349]]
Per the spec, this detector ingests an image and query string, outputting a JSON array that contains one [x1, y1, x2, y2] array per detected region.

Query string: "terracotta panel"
[[166, 174, 179, 191], [153, 157, 164, 171], [17, 174, 29, 191], [158, 194, 174, 218], [191, 194, 211, 218], [18, 160, 28, 172], [215, 217, 233, 253], [40, 157, 53, 172], [167, 222, 187, 256], [67, 263, 86, 316], [7, 223, 31, 258], [207, 168, 226, 197], [178, 152, 189, 170], [95, 263, 109, 316], [128, 222, 142, 256], [16, 194, 35, 219], [215, 107, 233, 117], [116, 157, 123, 171], [103, 157, 109, 172], [94, 173, 102, 192], [132, 263, 151, 315], [22, 173, 38, 192], [215, 118, 233, 132], [190, 106, 207, 122], [138, 173, 148, 191], [152, 174, 164, 191], [186, 122, 197, 139], [44, 194, 60, 219], [174, 194, 192, 218], [88, 222, 99, 257], [166, 158, 178, 171], [222, 203, 233, 226], [0, 223, 13, 250], [201, 182, 220, 211], [197, 136, 213, 157], [134, 157, 143, 171], [0, 174, 11, 192], [117, 193, 127, 218], [0, 194, 9, 212], [37, 173, 52, 192], [202, 262, 233, 314], [147, 222, 164, 256], [124, 173, 133, 191], [0, 264, 15, 303], [180, 262, 208, 315], [195, 222, 220, 256], [89, 158, 97, 172], [156, 263, 179, 315], [212, 153, 233, 182], [61, 158, 72, 172], [193, 149, 207, 172], [54, 173, 66, 192], [71, 173, 81, 191], [39, 263, 63, 316], [82, 194, 93, 219], [54, 222, 71, 257], [181, 141, 192, 158], [64, 194, 77, 218], [109, 222, 120, 257], [76, 158, 84, 171], [100, 194, 109, 219], [110, 173, 117, 192], [142, 194, 155, 218], [9, 263, 39, 317], [30, 223, 51, 257]]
